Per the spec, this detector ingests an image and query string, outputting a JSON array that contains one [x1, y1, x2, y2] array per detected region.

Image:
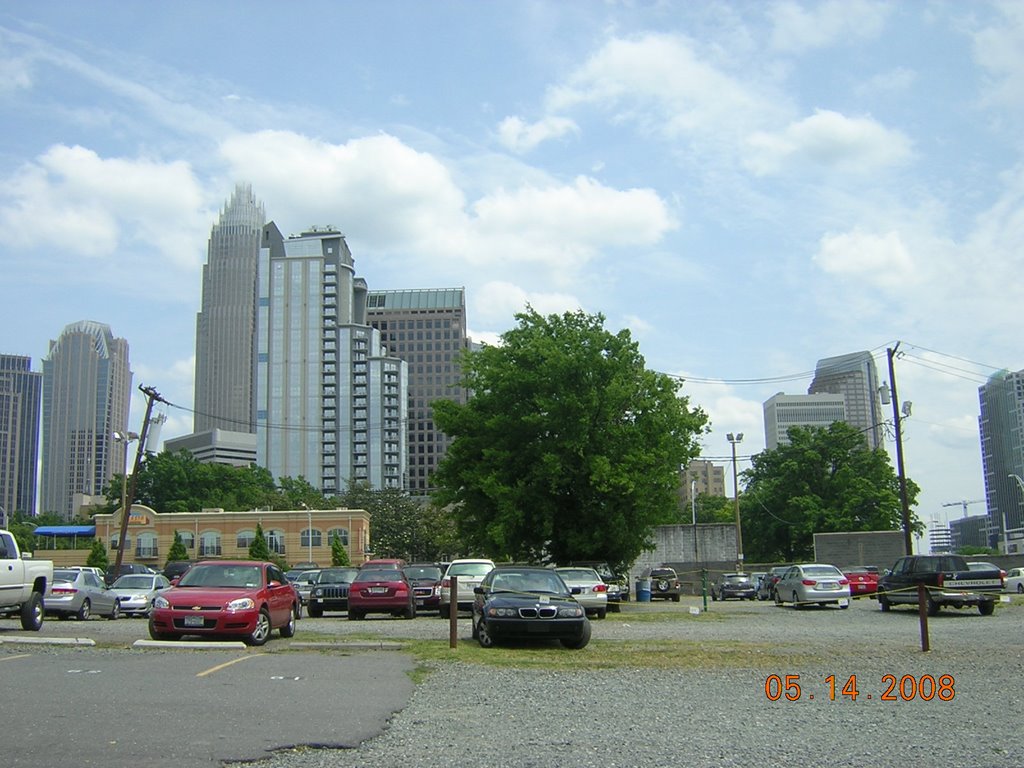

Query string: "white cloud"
[[769, 0, 891, 53], [0, 144, 207, 268], [972, 1, 1024, 110], [545, 32, 776, 142], [744, 109, 912, 176], [470, 281, 582, 331], [496, 115, 579, 153], [813, 229, 915, 288]]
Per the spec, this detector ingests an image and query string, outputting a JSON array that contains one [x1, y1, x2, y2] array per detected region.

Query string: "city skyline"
[[3, 4, 1023, 531]]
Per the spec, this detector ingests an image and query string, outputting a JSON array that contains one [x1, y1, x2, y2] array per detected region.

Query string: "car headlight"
[[312, 588, 322, 597], [486, 606, 517, 617], [153, 595, 169, 609], [557, 605, 584, 617], [226, 597, 255, 612]]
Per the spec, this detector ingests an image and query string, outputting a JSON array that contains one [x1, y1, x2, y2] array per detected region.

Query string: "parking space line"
[[197, 653, 266, 677], [0, 653, 32, 662]]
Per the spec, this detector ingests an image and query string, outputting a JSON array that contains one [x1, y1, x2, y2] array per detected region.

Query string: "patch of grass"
[[397, 637, 824, 671]]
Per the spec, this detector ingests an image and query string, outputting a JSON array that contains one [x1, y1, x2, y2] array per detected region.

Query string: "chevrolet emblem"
[[192, 606, 201, 611]]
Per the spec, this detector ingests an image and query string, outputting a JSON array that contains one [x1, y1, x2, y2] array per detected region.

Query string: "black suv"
[[644, 567, 682, 602], [711, 573, 757, 601], [104, 562, 155, 586]]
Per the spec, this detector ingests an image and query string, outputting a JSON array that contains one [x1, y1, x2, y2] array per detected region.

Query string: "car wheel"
[[596, 608, 607, 619], [307, 604, 323, 618], [926, 595, 941, 617], [1017, 584, 1023, 594], [672, 594, 680, 602], [348, 610, 364, 621], [774, 590, 783, 607], [561, 619, 592, 650], [476, 619, 495, 648], [979, 601, 995, 616], [438, 603, 450, 619], [878, 591, 891, 612], [108, 600, 120, 620], [148, 618, 177, 641], [403, 603, 416, 620], [471, 617, 480, 639], [792, 591, 801, 609], [246, 609, 272, 646], [710, 591, 717, 602], [609, 602, 621, 613], [76, 599, 91, 621], [20, 592, 44, 631], [280, 605, 298, 638]]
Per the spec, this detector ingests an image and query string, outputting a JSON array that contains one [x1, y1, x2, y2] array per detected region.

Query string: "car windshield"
[[317, 569, 358, 584], [113, 575, 155, 589], [724, 575, 750, 583], [490, 570, 567, 595], [178, 564, 263, 588], [556, 568, 599, 582], [354, 570, 402, 584], [404, 566, 442, 580], [650, 569, 676, 578], [801, 566, 842, 578], [53, 569, 79, 582], [448, 562, 493, 577]]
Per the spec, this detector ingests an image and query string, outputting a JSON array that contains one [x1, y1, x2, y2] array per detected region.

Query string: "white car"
[[554, 566, 609, 619], [1006, 567, 1024, 594], [439, 558, 495, 618], [773, 563, 850, 609]]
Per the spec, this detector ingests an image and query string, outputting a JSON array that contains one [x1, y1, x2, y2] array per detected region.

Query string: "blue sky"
[[3, 2, 1022, 543]]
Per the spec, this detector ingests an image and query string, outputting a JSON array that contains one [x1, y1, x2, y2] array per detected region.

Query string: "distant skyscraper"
[[0, 355, 42, 516], [41, 321, 131, 519], [255, 225, 407, 494], [678, 459, 726, 507], [193, 183, 265, 433], [978, 369, 1024, 553], [808, 351, 884, 449], [365, 288, 469, 496], [763, 392, 847, 449]]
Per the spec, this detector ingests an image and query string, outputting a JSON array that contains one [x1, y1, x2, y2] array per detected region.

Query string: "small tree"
[[249, 523, 272, 561], [331, 531, 350, 566], [86, 538, 109, 571], [165, 531, 189, 567]]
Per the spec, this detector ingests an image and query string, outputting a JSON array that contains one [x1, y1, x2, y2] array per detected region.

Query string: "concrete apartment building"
[[763, 392, 847, 449], [808, 351, 885, 450], [255, 224, 408, 495]]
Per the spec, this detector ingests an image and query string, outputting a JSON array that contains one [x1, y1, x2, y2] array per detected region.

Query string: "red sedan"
[[347, 568, 416, 620], [148, 560, 300, 646], [843, 567, 879, 597]]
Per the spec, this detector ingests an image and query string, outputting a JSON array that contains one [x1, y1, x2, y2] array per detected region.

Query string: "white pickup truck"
[[0, 529, 53, 630]]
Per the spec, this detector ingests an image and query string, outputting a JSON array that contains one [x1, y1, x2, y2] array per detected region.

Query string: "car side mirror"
[[473, 586, 484, 594], [269, 580, 281, 587]]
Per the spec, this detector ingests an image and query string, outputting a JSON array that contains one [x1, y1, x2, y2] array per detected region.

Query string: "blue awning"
[[34, 525, 96, 536]]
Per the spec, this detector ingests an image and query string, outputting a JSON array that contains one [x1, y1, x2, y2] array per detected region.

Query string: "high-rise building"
[[365, 288, 469, 496], [193, 183, 265, 433], [678, 459, 726, 506], [41, 321, 132, 519], [978, 369, 1024, 553], [808, 351, 884, 449], [763, 392, 847, 449], [255, 224, 407, 494], [0, 355, 42, 516]]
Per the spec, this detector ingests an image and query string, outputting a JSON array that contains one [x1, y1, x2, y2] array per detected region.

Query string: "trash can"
[[636, 578, 651, 602]]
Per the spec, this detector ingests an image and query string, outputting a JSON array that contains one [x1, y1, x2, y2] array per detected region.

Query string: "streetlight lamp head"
[[736, 432, 744, 442], [726, 432, 734, 441]]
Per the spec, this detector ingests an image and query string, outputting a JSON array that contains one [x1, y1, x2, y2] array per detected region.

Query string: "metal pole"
[[113, 386, 163, 577], [727, 433, 744, 571], [691, 479, 699, 592], [887, 347, 913, 555]]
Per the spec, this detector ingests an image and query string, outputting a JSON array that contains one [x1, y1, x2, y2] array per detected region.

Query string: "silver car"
[[773, 563, 850, 609], [439, 559, 495, 618], [109, 573, 172, 617], [554, 567, 609, 619], [45, 568, 122, 620]]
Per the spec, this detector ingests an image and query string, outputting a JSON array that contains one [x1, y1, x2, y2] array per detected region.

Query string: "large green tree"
[[338, 482, 439, 562], [432, 308, 708, 572], [740, 422, 921, 562]]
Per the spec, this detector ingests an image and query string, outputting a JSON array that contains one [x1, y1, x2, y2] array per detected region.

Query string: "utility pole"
[[885, 346, 913, 555], [112, 385, 167, 577]]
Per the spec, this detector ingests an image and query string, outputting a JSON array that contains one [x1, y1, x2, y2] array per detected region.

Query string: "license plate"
[[369, 587, 388, 594], [820, 582, 838, 589], [184, 615, 205, 627], [838, 598, 849, 607], [416, 599, 426, 605]]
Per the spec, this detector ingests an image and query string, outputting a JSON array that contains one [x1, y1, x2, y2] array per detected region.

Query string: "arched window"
[[300, 528, 322, 547], [266, 529, 286, 555], [176, 531, 195, 550], [135, 532, 159, 559], [327, 527, 349, 546], [236, 529, 256, 549], [110, 534, 131, 551], [199, 531, 222, 557]]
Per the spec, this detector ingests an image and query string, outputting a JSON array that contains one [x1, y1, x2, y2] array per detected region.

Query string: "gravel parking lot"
[[6, 595, 1023, 768]]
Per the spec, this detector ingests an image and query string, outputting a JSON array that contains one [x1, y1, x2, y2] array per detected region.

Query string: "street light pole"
[[727, 432, 744, 572], [884, 346, 913, 555]]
